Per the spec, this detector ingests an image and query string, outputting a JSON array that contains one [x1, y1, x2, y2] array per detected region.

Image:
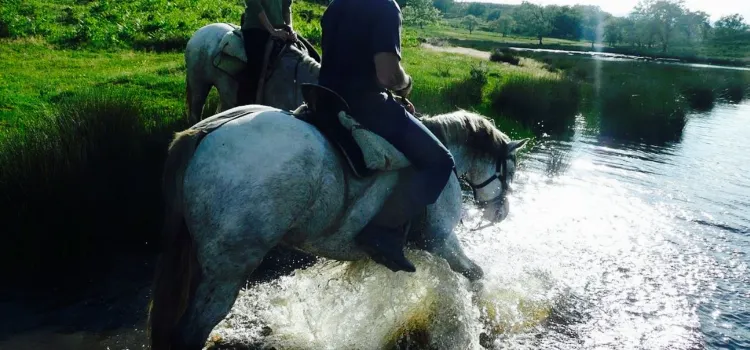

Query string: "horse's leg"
[[186, 75, 211, 125], [215, 74, 239, 112], [413, 173, 484, 282], [172, 233, 276, 349]]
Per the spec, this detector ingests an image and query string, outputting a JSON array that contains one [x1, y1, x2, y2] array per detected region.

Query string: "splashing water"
[[206, 102, 750, 349], [209, 162, 708, 349]]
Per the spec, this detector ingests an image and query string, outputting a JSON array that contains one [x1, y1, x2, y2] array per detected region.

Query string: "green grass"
[[0, 1, 545, 285], [0, 0, 325, 51], [0, 86, 187, 283], [489, 74, 581, 134]]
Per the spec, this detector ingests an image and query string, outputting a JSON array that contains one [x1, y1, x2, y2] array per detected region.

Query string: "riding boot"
[[355, 172, 420, 273]]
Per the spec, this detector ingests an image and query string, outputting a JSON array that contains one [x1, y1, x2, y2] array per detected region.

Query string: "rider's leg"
[[353, 94, 455, 272], [238, 28, 270, 105]]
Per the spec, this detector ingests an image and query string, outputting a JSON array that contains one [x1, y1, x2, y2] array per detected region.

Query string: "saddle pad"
[[336, 111, 411, 171]]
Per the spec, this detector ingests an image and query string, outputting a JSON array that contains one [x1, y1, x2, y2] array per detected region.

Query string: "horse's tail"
[[147, 128, 205, 350]]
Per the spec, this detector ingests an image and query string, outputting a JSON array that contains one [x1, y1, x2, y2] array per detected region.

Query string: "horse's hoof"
[[464, 265, 484, 282]]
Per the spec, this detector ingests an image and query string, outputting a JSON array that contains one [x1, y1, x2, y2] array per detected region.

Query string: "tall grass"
[[489, 74, 581, 134], [0, 87, 186, 285], [516, 51, 750, 142], [595, 78, 688, 142]]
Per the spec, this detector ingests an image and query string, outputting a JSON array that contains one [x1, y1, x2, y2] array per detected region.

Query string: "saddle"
[[186, 84, 411, 179], [295, 84, 412, 178], [212, 24, 319, 104]]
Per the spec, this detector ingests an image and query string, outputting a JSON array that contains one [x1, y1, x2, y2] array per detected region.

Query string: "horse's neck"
[[445, 144, 474, 177]]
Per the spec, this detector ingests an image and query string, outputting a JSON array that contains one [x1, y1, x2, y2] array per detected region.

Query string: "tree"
[[678, 10, 710, 42], [493, 14, 516, 37], [462, 15, 480, 34], [549, 5, 583, 40], [402, 0, 442, 29], [516, 2, 552, 45], [487, 9, 502, 22], [715, 14, 750, 32], [577, 5, 609, 48], [466, 3, 486, 17], [432, 0, 454, 14]]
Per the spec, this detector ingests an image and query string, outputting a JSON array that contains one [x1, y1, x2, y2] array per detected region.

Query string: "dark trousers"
[[238, 28, 270, 105], [348, 91, 455, 209]]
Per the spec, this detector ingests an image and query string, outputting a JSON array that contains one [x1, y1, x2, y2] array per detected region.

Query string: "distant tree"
[[714, 14, 750, 32], [432, 0, 454, 14], [462, 15, 480, 34], [604, 17, 626, 46], [487, 9, 502, 21], [516, 1, 553, 45], [466, 3, 486, 17], [493, 14, 516, 37], [402, 0, 442, 29], [549, 5, 583, 40], [678, 10, 710, 42], [577, 5, 609, 48]]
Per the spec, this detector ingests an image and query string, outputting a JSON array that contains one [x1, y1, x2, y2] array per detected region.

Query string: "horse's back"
[[183, 107, 346, 239], [185, 22, 236, 65]]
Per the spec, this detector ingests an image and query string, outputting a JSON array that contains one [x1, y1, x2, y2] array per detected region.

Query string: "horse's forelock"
[[422, 110, 509, 159]]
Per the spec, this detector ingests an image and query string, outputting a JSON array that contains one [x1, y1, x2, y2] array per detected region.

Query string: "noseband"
[[466, 156, 508, 208]]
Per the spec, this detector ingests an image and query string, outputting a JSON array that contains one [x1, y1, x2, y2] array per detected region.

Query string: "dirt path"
[[420, 43, 490, 60]]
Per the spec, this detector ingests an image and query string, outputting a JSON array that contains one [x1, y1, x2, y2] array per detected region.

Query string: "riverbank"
[[417, 27, 750, 68]]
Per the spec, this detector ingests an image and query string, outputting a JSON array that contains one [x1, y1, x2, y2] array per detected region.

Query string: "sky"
[[465, 0, 750, 23]]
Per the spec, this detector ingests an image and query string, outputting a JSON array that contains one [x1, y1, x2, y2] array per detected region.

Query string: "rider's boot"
[[355, 176, 419, 273]]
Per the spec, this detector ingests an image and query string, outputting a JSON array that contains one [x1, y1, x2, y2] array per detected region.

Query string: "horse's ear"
[[508, 138, 530, 154]]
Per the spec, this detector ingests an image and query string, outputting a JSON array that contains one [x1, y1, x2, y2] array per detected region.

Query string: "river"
[[1, 86, 748, 349]]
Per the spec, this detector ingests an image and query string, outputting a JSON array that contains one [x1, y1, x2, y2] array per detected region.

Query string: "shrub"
[[489, 48, 520, 65], [441, 63, 488, 108], [681, 85, 716, 111]]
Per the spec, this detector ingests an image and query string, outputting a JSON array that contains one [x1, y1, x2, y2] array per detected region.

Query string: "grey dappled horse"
[[185, 23, 320, 125], [146, 97, 529, 349]]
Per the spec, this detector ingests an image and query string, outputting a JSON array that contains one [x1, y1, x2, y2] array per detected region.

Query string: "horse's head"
[[264, 39, 321, 111], [465, 138, 529, 224], [421, 111, 530, 225]]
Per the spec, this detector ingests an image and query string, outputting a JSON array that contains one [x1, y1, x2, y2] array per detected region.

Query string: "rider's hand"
[[271, 29, 290, 41], [394, 75, 412, 99], [402, 98, 416, 115]]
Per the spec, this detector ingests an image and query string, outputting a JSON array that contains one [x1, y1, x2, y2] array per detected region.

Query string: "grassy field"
[[0, 0, 552, 286]]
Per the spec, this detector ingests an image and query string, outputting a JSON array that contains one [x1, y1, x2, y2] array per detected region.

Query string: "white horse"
[[184, 22, 321, 125], [146, 88, 529, 349]]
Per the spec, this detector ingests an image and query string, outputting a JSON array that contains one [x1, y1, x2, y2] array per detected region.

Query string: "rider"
[[239, 0, 298, 105], [318, 0, 455, 273]]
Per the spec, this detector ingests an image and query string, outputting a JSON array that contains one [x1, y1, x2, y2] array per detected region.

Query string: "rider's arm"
[[282, 0, 293, 28], [372, 2, 412, 94]]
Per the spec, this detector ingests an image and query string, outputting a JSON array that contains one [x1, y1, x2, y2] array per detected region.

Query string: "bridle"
[[463, 156, 510, 231], [466, 155, 509, 208]]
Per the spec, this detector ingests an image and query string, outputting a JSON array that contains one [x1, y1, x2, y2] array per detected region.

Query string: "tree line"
[[398, 0, 750, 53]]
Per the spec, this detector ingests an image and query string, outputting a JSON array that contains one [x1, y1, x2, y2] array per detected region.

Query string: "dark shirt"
[[318, 0, 403, 101]]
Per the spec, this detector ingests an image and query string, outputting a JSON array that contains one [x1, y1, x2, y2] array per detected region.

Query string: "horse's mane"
[[283, 43, 320, 76], [420, 110, 510, 159]]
